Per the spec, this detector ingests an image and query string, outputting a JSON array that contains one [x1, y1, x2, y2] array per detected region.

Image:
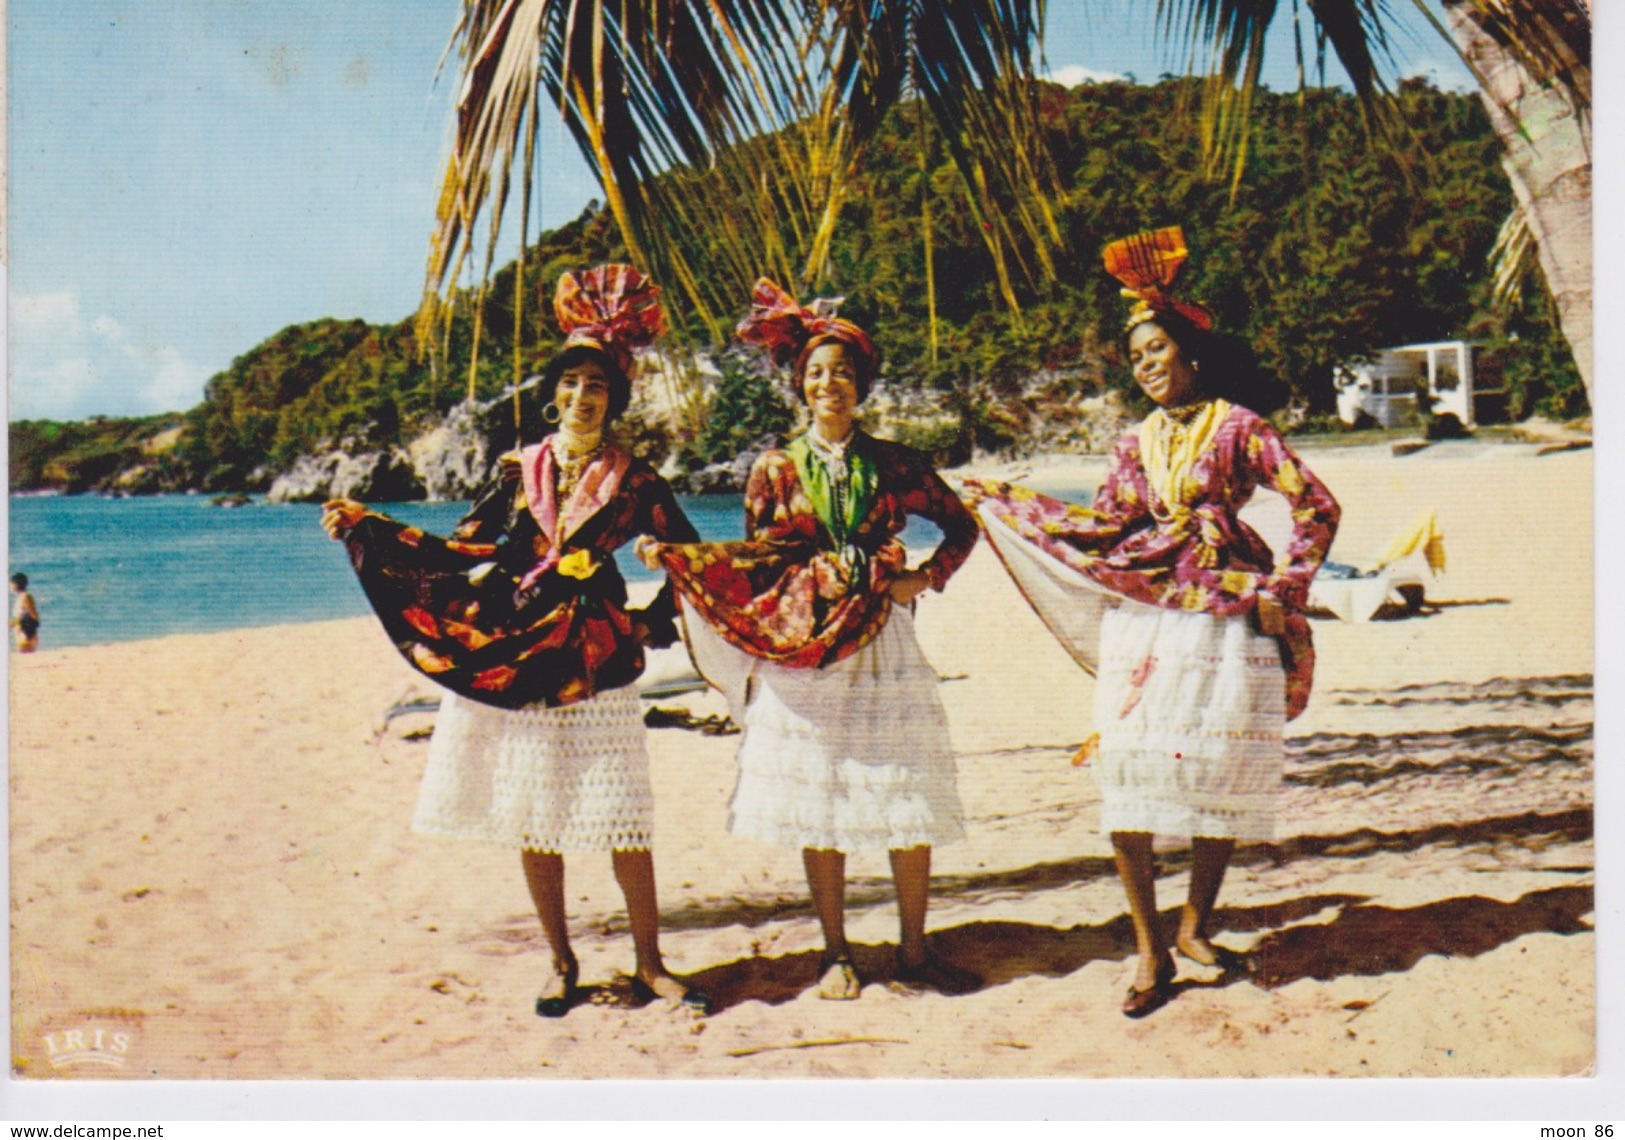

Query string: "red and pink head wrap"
[[552, 263, 668, 378], [734, 278, 880, 391], [1101, 226, 1215, 332]]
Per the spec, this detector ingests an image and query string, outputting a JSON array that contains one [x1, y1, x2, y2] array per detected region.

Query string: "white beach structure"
[[1334, 340, 1503, 428]]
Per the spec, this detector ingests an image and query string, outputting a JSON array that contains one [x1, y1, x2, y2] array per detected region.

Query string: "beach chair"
[[1308, 510, 1446, 623]]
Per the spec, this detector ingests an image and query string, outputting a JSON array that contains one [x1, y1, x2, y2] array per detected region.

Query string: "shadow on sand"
[[673, 882, 1592, 1013]]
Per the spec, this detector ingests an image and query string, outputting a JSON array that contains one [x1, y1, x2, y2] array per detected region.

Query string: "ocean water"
[[6, 493, 951, 649]]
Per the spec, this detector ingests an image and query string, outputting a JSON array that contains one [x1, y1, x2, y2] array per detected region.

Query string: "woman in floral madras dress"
[[641, 280, 981, 999], [322, 265, 710, 1017], [967, 228, 1341, 1018]]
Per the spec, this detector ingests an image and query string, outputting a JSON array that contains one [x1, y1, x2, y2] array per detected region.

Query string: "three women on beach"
[[325, 228, 1339, 1021]]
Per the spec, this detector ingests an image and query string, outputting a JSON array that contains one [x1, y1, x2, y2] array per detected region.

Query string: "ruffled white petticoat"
[[1094, 605, 1283, 840], [977, 503, 1284, 840], [683, 606, 965, 851], [412, 685, 653, 852]]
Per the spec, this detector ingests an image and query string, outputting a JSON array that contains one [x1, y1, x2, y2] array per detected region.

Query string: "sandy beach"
[[9, 439, 1593, 1080]]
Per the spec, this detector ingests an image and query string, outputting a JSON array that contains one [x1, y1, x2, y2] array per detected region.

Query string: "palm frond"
[[421, 0, 1060, 373], [1156, 0, 1590, 188], [1157, 0, 1408, 184], [1443, 0, 1589, 115], [1489, 202, 1535, 313]]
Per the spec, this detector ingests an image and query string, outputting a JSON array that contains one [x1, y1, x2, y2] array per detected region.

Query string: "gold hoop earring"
[[543, 402, 562, 425]]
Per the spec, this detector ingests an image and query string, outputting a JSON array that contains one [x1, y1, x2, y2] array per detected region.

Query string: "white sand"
[[9, 442, 1592, 1079]]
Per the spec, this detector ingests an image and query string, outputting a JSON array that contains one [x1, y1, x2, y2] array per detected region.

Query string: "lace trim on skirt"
[[1093, 605, 1284, 840], [412, 685, 653, 851]]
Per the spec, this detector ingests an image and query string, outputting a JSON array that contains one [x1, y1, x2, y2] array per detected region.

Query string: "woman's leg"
[[520, 849, 576, 1001], [889, 845, 980, 994], [890, 845, 931, 965], [1175, 836, 1237, 965], [611, 847, 687, 999], [804, 847, 860, 998], [1111, 831, 1172, 992]]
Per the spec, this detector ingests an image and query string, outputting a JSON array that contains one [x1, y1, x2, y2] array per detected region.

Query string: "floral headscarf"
[[735, 278, 879, 382], [553, 264, 668, 376]]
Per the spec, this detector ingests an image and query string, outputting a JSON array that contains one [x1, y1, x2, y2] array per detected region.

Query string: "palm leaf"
[[1153, 0, 1589, 188], [420, 0, 1061, 377], [1440, 0, 1588, 119]]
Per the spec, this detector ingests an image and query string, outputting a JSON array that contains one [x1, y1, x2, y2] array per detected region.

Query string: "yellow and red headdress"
[[735, 278, 879, 380], [552, 264, 667, 377], [1101, 226, 1214, 332]]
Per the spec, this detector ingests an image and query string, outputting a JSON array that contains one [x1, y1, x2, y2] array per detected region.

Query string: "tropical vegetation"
[[9, 78, 1584, 495]]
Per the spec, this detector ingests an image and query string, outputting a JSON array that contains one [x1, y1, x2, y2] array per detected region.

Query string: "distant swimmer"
[[10, 572, 40, 653]]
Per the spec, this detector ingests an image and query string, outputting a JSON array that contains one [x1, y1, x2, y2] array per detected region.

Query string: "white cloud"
[[14, 291, 88, 342], [142, 346, 210, 413], [8, 290, 209, 420], [1046, 63, 1128, 87], [92, 313, 132, 343]]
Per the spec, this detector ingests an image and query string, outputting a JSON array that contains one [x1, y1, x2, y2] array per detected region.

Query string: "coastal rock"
[[407, 400, 492, 501], [266, 447, 425, 504], [669, 433, 784, 494]]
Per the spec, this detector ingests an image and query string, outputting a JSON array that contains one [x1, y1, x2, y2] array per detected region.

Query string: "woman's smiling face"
[[802, 341, 861, 430], [1129, 320, 1202, 409], [554, 360, 612, 435]]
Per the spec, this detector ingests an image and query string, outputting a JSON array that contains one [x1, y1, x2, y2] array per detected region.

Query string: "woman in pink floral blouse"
[[643, 279, 981, 1000], [968, 228, 1341, 1018]]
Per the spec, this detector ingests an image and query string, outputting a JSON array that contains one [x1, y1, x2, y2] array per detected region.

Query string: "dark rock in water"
[[669, 433, 784, 494], [210, 492, 254, 508], [266, 448, 426, 503]]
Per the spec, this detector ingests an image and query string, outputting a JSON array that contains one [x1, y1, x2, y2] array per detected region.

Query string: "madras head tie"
[[734, 277, 879, 376], [1101, 225, 1215, 332], [553, 263, 668, 376]]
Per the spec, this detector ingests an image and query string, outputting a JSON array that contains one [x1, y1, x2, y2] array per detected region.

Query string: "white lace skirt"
[[1093, 604, 1284, 840], [412, 685, 653, 852], [684, 607, 965, 851]]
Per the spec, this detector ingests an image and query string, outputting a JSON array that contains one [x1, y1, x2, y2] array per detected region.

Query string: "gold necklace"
[[552, 433, 604, 497]]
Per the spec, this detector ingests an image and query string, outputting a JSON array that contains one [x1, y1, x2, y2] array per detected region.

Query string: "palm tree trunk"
[[1444, 0, 1592, 403]]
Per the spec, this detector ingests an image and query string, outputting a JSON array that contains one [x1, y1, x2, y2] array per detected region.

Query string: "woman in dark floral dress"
[[967, 228, 1341, 1018], [642, 279, 981, 999], [323, 265, 709, 1017]]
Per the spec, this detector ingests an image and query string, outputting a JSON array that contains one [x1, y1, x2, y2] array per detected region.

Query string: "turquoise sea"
[[6, 493, 950, 650]]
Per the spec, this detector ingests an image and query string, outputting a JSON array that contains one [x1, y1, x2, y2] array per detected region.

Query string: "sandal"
[[629, 974, 714, 1015], [817, 954, 863, 1001], [534, 961, 580, 1019], [1121, 954, 1177, 1019], [892, 950, 982, 996], [1176, 942, 1251, 978]]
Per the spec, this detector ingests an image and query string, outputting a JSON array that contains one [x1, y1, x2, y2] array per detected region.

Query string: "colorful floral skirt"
[[1094, 604, 1284, 840], [684, 607, 964, 851], [412, 686, 653, 852]]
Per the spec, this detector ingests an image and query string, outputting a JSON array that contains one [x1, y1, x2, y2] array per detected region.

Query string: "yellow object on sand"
[[1372, 510, 1447, 576]]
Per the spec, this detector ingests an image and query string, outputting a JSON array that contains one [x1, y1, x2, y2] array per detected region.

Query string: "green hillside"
[[9, 78, 1584, 494]]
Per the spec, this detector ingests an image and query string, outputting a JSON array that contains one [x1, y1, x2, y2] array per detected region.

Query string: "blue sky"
[[7, 0, 1480, 421]]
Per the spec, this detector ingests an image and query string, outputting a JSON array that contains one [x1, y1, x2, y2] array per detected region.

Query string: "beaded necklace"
[[551, 430, 605, 499], [806, 426, 856, 543]]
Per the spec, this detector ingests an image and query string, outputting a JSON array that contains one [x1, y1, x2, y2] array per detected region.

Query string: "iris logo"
[[40, 1024, 134, 1070]]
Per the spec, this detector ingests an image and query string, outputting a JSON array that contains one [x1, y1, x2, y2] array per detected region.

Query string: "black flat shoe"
[[534, 965, 579, 1019], [892, 950, 982, 996], [1122, 954, 1177, 1019], [629, 975, 713, 1015]]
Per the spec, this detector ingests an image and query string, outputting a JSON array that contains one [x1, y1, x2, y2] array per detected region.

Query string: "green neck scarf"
[[788, 430, 878, 549]]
